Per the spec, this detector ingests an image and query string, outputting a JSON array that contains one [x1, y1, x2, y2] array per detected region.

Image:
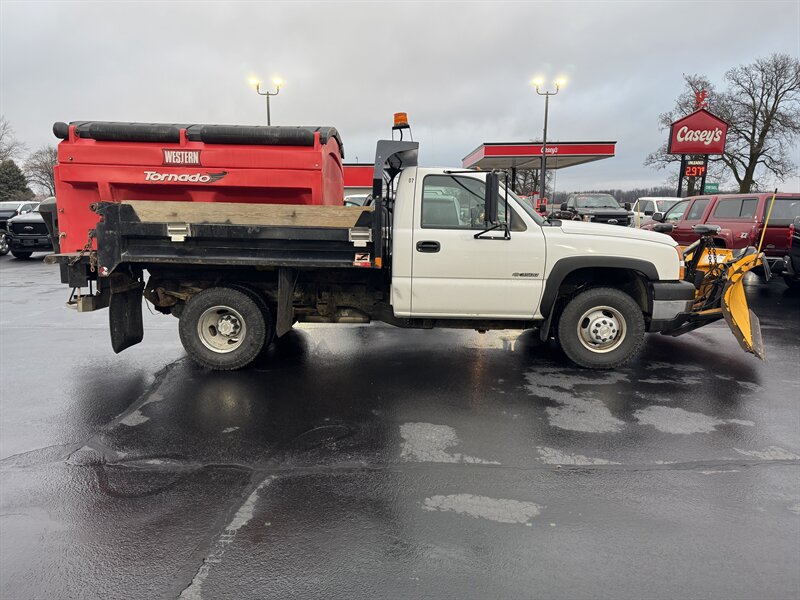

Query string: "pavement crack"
[[0, 442, 85, 469], [177, 474, 276, 599]]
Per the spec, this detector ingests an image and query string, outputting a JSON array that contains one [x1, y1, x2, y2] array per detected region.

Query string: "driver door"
[[409, 172, 545, 319]]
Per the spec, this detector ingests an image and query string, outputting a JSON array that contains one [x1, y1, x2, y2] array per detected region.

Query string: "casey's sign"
[[668, 108, 728, 155]]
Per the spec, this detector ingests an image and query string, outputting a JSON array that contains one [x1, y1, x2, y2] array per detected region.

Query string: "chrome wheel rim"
[[197, 305, 247, 353], [577, 305, 627, 353], [0, 233, 7, 253]]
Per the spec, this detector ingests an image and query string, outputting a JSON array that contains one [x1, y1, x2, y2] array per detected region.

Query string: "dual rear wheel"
[[179, 286, 275, 370]]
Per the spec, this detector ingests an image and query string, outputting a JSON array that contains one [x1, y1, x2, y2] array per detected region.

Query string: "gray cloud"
[[2, 0, 798, 190]]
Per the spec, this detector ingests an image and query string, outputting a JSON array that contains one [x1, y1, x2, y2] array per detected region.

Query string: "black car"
[[556, 193, 631, 226], [0, 200, 38, 256], [6, 207, 53, 259]]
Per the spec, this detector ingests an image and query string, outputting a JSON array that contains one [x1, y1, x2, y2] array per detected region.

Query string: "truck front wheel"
[[179, 287, 268, 370], [557, 287, 645, 369]]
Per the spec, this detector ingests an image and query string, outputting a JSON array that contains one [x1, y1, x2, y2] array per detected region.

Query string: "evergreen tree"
[[0, 159, 33, 201]]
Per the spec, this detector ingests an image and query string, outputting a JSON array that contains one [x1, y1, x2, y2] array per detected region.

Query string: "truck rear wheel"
[[557, 287, 645, 369], [179, 287, 268, 370], [225, 284, 276, 348]]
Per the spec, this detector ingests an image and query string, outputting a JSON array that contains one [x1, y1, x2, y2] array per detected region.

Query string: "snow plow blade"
[[721, 252, 766, 360]]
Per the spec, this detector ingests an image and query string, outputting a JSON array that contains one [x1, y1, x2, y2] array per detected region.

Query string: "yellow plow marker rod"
[[756, 189, 778, 254]]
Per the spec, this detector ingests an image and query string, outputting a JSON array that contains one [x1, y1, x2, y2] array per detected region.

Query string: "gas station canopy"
[[462, 141, 616, 170]]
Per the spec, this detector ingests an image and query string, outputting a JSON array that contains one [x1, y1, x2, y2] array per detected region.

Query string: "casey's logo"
[[675, 126, 723, 146]]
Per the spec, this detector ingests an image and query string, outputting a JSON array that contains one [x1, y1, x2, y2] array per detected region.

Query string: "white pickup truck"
[[43, 125, 734, 371]]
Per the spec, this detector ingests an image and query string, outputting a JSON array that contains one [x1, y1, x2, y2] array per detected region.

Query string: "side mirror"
[[644, 209, 654, 216], [484, 172, 499, 223], [651, 212, 665, 223], [624, 202, 631, 211], [652, 223, 674, 234], [560, 203, 568, 211]]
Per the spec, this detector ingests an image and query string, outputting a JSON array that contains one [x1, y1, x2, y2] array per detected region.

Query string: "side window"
[[664, 200, 689, 221], [686, 198, 710, 221], [769, 198, 800, 221], [641, 200, 654, 213], [509, 205, 527, 232], [713, 198, 757, 219], [740, 199, 757, 218], [421, 175, 504, 229]]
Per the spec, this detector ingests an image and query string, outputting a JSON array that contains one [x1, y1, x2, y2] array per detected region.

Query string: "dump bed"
[[52, 121, 345, 253], [90, 199, 379, 273]]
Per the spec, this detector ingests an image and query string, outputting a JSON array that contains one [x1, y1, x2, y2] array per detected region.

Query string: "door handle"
[[416, 240, 440, 253]]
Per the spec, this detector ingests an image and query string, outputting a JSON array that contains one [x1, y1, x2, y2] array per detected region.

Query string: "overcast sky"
[[1, 0, 798, 192]]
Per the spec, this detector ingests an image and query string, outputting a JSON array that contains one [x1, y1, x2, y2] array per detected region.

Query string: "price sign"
[[684, 164, 706, 178], [684, 159, 706, 178]]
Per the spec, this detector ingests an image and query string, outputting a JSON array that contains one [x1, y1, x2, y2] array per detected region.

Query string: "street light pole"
[[533, 78, 565, 203], [252, 78, 283, 126]]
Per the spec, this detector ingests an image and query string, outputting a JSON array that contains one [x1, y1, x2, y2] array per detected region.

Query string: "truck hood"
[[556, 219, 677, 246], [7, 212, 44, 225]]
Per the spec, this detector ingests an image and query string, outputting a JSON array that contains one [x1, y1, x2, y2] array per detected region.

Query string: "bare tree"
[[24, 145, 58, 197], [0, 116, 27, 163], [645, 54, 800, 193], [720, 54, 800, 191], [512, 169, 553, 197]]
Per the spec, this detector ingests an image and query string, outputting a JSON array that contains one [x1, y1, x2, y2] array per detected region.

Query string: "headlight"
[[582, 214, 593, 222]]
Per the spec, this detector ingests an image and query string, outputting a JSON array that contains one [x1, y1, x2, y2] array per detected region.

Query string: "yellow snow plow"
[[659, 224, 767, 359]]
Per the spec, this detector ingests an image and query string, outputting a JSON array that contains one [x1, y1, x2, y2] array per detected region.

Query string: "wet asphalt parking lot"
[[1, 254, 799, 600]]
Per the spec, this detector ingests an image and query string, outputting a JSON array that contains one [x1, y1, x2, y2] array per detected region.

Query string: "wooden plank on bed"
[[124, 200, 373, 228]]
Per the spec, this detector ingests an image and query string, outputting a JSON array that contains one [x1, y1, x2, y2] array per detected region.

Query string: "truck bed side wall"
[[54, 126, 344, 253]]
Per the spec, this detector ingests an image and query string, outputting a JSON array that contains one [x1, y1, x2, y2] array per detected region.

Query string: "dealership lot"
[[1, 255, 799, 600]]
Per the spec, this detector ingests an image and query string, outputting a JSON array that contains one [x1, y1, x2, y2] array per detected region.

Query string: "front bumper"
[[8, 234, 53, 252], [647, 280, 696, 332]]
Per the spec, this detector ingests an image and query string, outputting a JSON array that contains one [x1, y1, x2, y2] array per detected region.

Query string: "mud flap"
[[721, 254, 765, 360], [109, 280, 144, 353]]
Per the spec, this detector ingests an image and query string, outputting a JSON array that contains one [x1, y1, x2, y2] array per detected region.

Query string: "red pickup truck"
[[642, 193, 800, 273]]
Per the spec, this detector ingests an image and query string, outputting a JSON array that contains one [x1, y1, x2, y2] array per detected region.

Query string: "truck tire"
[[225, 284, 276, 348], [11, 251, 32, 259], [0, 232, 8, 256], [179, 287, 267, 370], [557, 287, 645, 369]]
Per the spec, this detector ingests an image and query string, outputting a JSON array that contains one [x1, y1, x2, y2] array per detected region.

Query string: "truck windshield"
[[574, 195, 620, 209]]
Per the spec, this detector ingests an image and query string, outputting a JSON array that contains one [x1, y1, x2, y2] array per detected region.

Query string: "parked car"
[[782, 216, 800, 290], [0, 200, 38, 256], [6, 205, 53, 258], [629, 197, 677, 228], [344, 194, 369, 207], [642, 192, 800, 274], [556, 193, 631, 226]]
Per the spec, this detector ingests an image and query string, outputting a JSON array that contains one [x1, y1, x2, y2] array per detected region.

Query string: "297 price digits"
[[684, 165, 706, 178]]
